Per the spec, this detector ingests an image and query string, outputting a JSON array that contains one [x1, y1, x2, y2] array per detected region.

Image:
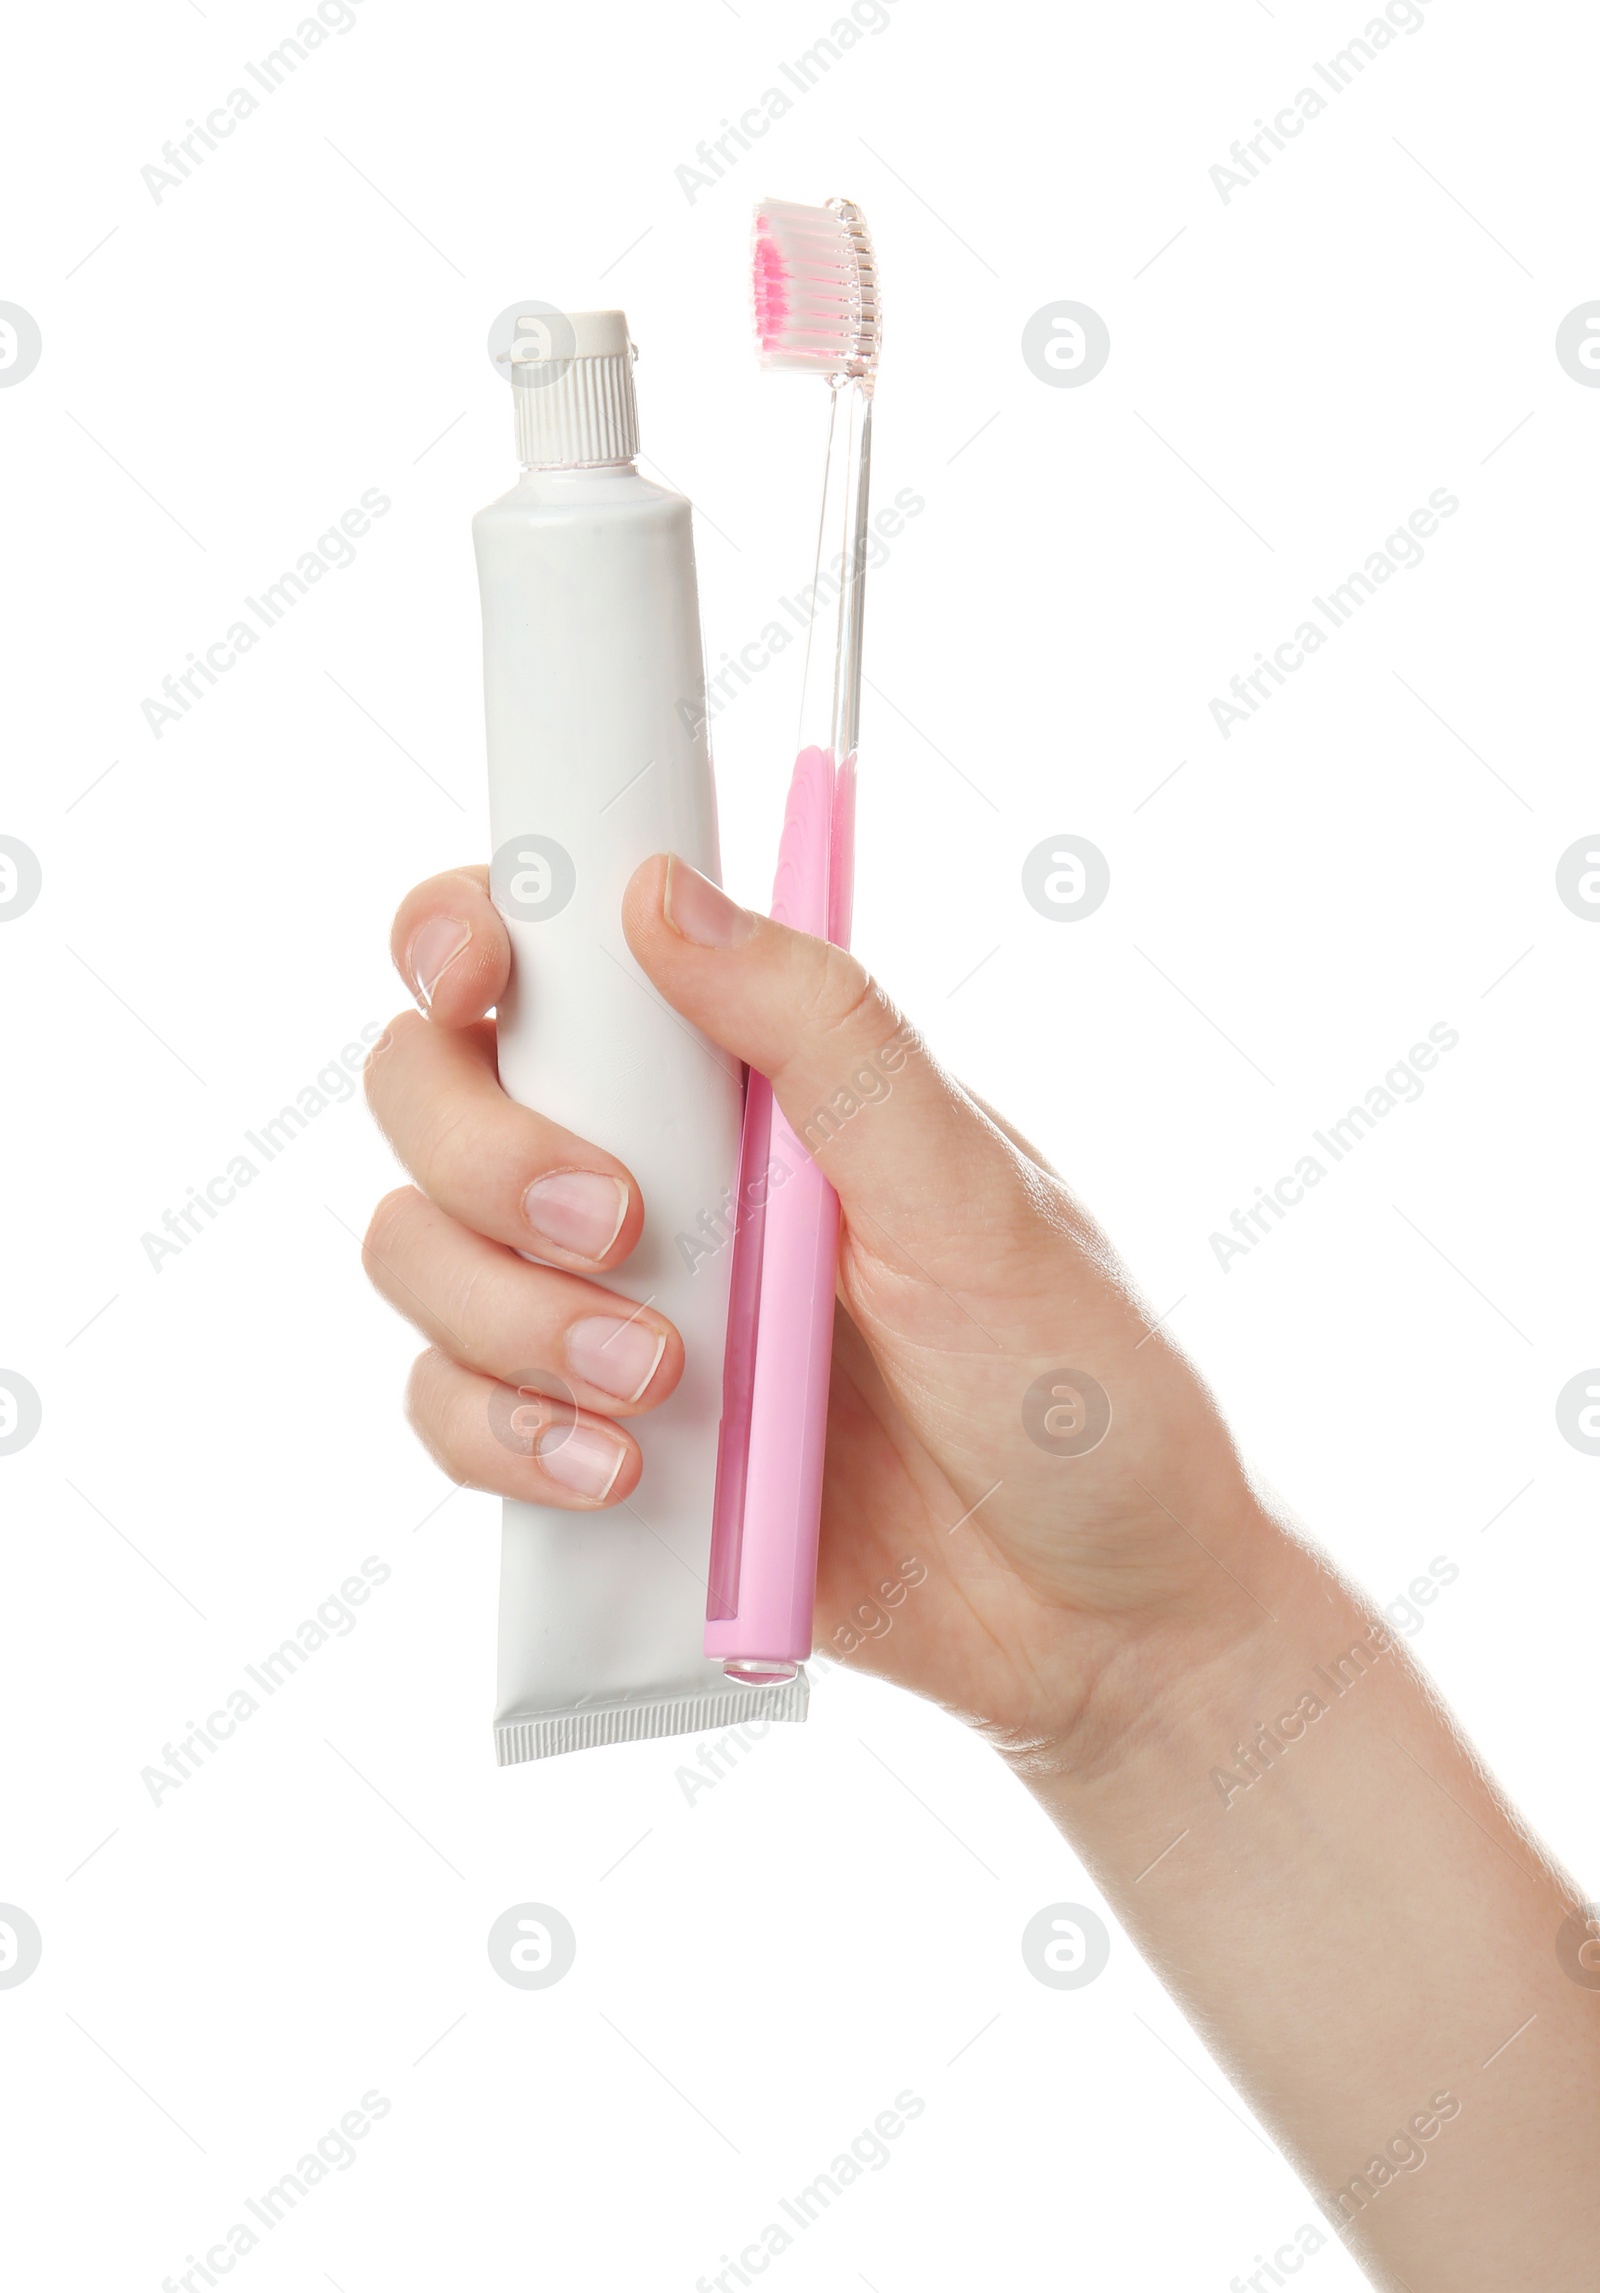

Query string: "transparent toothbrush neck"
[[797, 377, 874, 760]]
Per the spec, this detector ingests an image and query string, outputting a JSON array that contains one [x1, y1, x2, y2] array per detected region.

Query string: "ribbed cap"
[[511, 308, 639, 468]]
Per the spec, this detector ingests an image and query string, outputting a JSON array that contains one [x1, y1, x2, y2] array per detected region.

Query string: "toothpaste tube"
[[475, 307, 809, 1760]]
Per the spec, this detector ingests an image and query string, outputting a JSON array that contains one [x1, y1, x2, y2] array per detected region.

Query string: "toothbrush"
[[704, 196, 881, 1686]]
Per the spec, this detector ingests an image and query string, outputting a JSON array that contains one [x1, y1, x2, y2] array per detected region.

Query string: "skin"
[[364, 855, 1600, 2291]]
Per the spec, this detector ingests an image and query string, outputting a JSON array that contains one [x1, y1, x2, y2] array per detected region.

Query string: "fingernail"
[[664, 858, 756, 950], [537, 1420, 627, 1500], [405, 916, 471, 1011], [523, 1171, 630, 1260], [566, 1315, 667, 1404]]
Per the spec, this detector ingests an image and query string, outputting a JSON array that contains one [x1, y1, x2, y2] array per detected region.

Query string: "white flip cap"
[[510, 307, 639, 468]]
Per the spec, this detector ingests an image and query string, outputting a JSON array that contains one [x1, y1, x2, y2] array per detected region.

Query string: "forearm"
[[1011, 1499, 1600, 2291]]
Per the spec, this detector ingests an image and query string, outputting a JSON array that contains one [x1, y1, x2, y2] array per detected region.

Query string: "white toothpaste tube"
[[476, 307, 809, 1761]]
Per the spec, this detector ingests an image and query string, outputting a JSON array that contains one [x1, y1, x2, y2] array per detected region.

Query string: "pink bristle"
[[751, 225, 791, 349], [749, 199, 878, 374]]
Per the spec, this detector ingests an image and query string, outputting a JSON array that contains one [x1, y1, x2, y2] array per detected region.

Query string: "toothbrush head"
[[751, 198, 880, 377]]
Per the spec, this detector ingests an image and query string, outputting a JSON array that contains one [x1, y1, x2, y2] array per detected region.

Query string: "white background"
[[2, 1, 1597, 2286]]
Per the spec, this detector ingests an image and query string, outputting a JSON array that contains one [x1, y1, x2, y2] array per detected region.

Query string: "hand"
[[365, 856, 1600, 2291], [363, 854, 1278, 1772]]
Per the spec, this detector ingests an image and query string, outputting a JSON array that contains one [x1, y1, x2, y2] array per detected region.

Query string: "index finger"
[[390, 864, 509, 1026]]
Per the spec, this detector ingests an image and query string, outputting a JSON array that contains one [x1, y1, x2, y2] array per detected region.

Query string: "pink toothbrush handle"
[[705, 746, 855, 1677]]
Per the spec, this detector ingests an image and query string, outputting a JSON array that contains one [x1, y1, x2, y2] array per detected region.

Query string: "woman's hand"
[[365, 853, 1280, 1776], [365, 854, 1600, 2293]]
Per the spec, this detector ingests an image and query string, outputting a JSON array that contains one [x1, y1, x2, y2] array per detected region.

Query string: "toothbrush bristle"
[[750, 199, 879, 374]]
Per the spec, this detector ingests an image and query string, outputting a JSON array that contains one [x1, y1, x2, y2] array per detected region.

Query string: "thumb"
[[622, 855, 1049, 1291]]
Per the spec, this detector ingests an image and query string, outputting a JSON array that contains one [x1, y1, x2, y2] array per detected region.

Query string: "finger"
[[364, 1013, 641, 1270], [390, 865, 509, 1025], [364, 1187, 679, 1413], [406, 1348, 639, 1507], [621, 855, 1051, 1281]]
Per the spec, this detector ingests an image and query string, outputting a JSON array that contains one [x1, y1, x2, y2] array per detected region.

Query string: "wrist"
[[991, 1490, 1342, 1799]]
